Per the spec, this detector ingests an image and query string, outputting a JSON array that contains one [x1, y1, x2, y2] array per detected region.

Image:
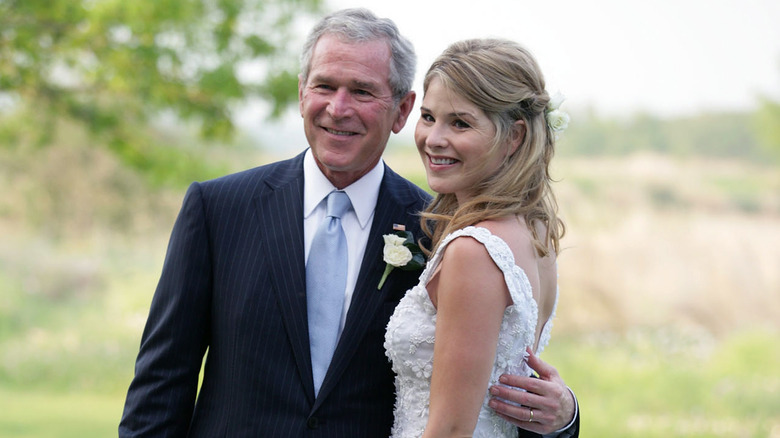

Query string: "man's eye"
[[421, 114, 434, 122]]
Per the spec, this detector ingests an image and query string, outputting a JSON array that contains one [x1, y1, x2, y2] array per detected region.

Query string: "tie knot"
[[326, 190, 351, 219]]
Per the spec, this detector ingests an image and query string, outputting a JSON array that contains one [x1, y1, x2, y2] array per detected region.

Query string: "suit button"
[[307, 417, 319, 429]]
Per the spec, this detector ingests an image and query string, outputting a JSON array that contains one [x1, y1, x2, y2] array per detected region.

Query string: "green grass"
[[542, 328, 780, 437], [0, 389, 125, 438], [1, 329, 777, 437]]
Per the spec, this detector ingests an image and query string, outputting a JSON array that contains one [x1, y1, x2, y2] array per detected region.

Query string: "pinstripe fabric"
[[120, 151, 431, 437]]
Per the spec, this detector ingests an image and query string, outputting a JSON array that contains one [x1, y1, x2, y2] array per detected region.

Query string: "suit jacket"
[[120, 151, 431, 437], [119, 150, 579, 437]]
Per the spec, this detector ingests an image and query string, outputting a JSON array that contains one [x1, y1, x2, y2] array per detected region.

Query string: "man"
[[120, 8, 578, 437]]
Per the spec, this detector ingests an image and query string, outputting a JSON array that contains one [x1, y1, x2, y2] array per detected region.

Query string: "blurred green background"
[[1, 1, 779, 437]]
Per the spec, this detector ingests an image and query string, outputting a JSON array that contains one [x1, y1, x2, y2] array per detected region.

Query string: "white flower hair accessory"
[[545, 91, 570, 134]]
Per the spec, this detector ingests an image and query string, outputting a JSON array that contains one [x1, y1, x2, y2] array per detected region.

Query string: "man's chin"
[[314, 151, 351, 170]]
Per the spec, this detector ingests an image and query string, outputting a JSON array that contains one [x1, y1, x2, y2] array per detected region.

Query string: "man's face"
[[299, 34, 414, 188]]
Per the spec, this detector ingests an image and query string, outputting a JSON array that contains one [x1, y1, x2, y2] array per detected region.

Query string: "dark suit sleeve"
[[119, 182, 213, 437]]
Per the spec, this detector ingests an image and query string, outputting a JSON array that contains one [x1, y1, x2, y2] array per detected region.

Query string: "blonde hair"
[[420, 38, 565, 256]]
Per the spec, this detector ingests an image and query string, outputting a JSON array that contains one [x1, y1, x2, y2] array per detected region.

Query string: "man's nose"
[[327, 88, 354, 119]]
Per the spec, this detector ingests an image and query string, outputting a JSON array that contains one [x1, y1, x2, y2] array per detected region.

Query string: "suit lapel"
[[253, 153, 316, 402]]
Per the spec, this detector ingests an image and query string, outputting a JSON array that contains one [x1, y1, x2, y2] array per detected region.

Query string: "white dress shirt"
[[303, 149, 384, 331]]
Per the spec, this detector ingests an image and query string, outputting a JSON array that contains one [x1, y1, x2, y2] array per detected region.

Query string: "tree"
[[0, 0, 322, 178]]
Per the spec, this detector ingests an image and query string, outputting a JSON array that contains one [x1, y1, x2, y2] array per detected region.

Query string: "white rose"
[[383, 234, 407, 247], [546, 109, 570, 133], [547, 91, 566, 111], [383, 243, 413, 267]]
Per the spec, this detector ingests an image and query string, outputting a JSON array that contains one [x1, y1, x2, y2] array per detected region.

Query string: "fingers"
[[489, 349, 576, 434], [489, 380, 546, 407], [488, 383, 551, 423], [489, 377, 575, 432], [494, 411, 545, 434], [489, 399, 551, 434], [493, 372, 550, 402], [525, 347, 560, 381]]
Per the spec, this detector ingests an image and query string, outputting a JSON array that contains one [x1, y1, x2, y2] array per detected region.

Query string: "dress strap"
[[423, 227, 535, 309]]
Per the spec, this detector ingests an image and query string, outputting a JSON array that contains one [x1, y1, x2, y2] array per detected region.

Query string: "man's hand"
[[488, 348, 575, 435]]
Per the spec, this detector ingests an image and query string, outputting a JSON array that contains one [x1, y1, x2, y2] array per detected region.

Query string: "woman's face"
[[415, 77, 502, 203]]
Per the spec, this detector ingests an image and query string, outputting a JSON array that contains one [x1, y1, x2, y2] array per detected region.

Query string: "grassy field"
[[549, 330, 780, 437], [1, 148, 779, 437], [0, 329, 777, 437], [0, 390, 123, 438]]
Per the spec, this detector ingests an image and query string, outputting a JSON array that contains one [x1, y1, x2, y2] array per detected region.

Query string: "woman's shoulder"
[[473, 217, 535, 252], [469, 217, 544, 281], [439, 219, 529, 271]]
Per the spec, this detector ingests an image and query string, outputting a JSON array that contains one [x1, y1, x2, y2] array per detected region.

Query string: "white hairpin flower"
[[545, 92, 570, 134]]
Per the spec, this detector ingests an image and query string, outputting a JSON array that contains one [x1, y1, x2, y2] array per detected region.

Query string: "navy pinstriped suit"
[[119, 150, 431, 437]]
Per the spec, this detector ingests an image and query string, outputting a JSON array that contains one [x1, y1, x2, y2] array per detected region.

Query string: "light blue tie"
[[307, 190, 351, 397]]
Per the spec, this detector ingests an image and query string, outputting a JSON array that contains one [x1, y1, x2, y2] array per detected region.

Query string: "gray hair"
[[299, 8, 416, 102]]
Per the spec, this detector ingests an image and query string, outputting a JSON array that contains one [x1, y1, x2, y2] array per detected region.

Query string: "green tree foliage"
[[0, 0, 321, 179]]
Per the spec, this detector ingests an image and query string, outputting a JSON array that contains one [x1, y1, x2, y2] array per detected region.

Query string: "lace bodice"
[[384, 226, 557, 438]]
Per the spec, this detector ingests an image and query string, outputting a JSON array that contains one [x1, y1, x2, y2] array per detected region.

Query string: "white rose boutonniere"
[[377, 230, 425, 290]]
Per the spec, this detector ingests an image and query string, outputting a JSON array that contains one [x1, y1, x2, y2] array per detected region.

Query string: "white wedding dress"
[[384, 226, 557, 438]]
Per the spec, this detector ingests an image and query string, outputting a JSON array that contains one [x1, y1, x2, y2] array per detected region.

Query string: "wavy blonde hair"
[[420, 38, 565, 257]]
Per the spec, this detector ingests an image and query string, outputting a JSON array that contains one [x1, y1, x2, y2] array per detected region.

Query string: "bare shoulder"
[[474, 217, 556, 305], [436, 231, 512, 308], [437, 232, 496, 280], [473, 217, 536, 262]]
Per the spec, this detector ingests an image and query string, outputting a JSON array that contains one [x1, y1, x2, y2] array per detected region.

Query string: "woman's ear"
[[507, 119, 526, 157]]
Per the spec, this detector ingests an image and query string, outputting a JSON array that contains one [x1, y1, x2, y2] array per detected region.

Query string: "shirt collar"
[[303, 148, 384, 230]]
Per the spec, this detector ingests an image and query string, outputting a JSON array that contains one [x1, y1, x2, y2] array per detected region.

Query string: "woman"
[[384, 39, 568, 438]]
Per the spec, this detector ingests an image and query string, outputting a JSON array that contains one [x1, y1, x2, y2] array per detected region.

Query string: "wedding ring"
[[528, 408, 534, 422]]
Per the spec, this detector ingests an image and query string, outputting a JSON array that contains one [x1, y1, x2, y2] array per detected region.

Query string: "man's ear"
[[298, 75, 305, 116], [392, 91, 417, 134]]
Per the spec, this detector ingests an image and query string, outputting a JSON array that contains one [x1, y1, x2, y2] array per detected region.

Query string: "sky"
[[239, 0, 780, 149]]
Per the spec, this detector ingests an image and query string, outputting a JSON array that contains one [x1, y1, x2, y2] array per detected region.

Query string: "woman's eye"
[[454, 120, 471, 129]]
